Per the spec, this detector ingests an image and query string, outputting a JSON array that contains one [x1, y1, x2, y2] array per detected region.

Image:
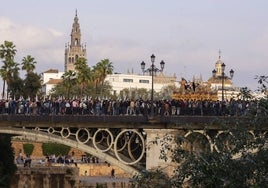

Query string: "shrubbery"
[[23, 143, 34, 156], [42, 143, 70, 156]]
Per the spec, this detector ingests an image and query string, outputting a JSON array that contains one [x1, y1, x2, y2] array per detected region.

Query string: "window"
[[139, 79, 149, 83], [123, 79, 133, 83]]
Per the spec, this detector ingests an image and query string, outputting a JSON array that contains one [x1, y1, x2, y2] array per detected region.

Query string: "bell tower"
[[64, 10, 87, 72]]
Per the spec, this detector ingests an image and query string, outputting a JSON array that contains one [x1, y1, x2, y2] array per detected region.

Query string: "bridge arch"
[[0, 127, 140, 176], [184, 130, 213, 152], [215, 130, 257, 153]]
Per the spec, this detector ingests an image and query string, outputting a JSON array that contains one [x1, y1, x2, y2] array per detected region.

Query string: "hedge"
[[23, 143, 34, 156], [42, 143, 70, 156]]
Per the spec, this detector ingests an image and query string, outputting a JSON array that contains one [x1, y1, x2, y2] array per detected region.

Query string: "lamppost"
[[141, 54, 165, 117], [212, 63, 234, 102]]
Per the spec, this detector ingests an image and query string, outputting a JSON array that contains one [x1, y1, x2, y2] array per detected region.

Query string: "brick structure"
[[11, 166, 79, 188]]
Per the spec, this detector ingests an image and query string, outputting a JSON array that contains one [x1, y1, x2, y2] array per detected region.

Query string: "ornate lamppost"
[[141, 54, 165, 116], [212, 63, 234, 101]]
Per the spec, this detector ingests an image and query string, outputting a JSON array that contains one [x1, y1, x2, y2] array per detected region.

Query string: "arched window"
[[69, 57, 71, 63]]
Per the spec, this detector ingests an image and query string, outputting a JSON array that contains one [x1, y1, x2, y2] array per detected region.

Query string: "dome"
[[215, 59, 223, 65]]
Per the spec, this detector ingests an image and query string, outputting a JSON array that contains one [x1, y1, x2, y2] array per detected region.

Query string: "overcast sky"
[[1, 0, 268, 91]]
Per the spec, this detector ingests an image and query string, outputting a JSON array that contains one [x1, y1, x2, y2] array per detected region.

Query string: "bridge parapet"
[[0, 115, 267, 130]]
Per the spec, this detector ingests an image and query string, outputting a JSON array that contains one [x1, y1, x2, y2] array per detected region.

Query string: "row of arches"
[[182, 129, 264, 154]]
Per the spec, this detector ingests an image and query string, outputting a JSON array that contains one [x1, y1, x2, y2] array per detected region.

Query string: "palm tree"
[[21, 55, 36, 74], [0, 41, 17, 99], [93, 59, 113, 95], [0, 60, 20, 99], [61, 70, 77, 99], [7, 61, 20, 97], [91, 65, 101, 95], [74, 57, 92, 97]]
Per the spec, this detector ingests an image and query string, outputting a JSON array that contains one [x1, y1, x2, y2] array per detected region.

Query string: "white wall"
[[105, 73, 175, 95]]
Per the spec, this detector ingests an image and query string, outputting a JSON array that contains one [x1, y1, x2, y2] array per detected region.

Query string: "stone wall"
[[11, 166, 79, 188], [77, 163, 130, 178]]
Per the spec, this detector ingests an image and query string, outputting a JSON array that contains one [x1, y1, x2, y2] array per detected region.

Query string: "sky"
[[1, 0, 268, 91]]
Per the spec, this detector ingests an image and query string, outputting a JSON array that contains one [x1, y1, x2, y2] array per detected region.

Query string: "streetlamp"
[[141, 54, 165, 117], [212, 64, 234, 101]]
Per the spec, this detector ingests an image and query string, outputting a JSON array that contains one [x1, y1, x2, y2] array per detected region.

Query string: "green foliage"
[[23, 143, 34, 156], [136, 118, 268, 188], [0, 41, 41, 100], [0, 41, 18, 98], [132, 75, 268, 187], [238, 87, 253, 100], [256, 75, 268, 93], [42, 143, 70, 156], [173, 128, 268, 187], [131, 169, 172, 188], [9, 74, 24, 99], [21, 55, 36, 74], [23, 72, 41, 99], [0, 135, 17, 187], [52, 58, 113, 98]]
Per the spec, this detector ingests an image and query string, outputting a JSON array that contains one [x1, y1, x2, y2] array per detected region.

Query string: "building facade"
[[105, 73, 177, 96], [41, 69, 64, 96], [207, 52, 240, 101]]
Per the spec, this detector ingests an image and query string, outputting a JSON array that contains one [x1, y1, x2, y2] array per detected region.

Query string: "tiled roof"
[[45, 79, 62, 85], [43, 69, 59, 73]]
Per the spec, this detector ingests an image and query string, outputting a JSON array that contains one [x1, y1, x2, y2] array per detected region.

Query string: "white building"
[[41, 69, 64, 96], [105, 73, 178, 96]]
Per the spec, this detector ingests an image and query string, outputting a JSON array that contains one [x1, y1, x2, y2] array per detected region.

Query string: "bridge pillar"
[[144, 129, 179, 176]]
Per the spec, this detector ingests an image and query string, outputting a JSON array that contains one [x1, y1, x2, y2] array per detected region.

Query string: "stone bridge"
[[0, 115, 267, 176]]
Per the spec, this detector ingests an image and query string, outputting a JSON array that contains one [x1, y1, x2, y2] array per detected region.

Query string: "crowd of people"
[[0, 97, 263, 117]]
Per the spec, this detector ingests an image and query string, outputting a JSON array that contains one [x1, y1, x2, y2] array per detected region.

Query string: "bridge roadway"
[[0, 114, 267, 176]]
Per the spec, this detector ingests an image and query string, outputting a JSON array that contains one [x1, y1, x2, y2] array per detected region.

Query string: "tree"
[[74, 57, 91, 97], [132, 169, 172, 188], [0, 41, 17, 99], [61, 70, 77, 99], [21, 55, 36, 74], [132, 76, 268, 188], [8, 74, 24, 100], [23, 72, 41, 100], [169, 123, 268, 187], [256, 75, 268, 93], [92, 59, 113, 95], [0, 135, 17, 187], [238, 87, 253, 100], [3, 60, 21, 99], [133, 119, 268, 187]]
